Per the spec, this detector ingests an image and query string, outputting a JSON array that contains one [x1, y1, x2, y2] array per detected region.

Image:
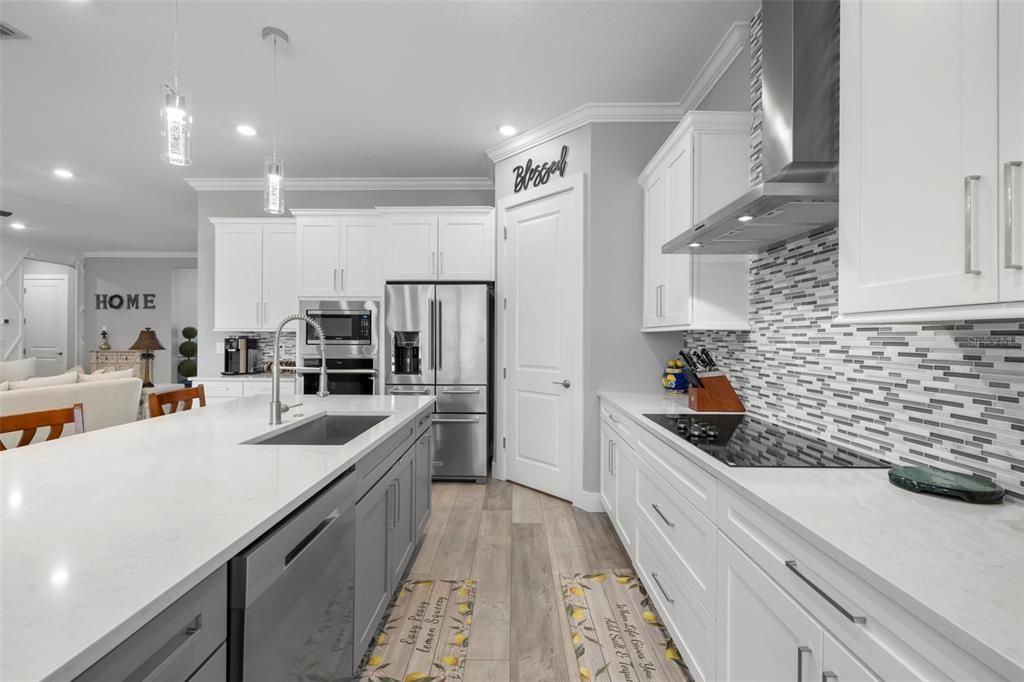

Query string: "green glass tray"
[[888, 465, 1005, 504]]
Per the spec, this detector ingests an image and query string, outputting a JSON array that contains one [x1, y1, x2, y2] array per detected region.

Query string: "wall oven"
[[301, 358, 376, 396], [302, 300, 378, 357]]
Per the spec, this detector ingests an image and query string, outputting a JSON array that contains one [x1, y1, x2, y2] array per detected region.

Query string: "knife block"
[[688, 373, 745, 412]]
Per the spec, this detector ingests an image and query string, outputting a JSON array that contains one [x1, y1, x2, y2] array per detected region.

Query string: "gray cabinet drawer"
[[76, 567, 227, 682], [186, 642, 226, 682]]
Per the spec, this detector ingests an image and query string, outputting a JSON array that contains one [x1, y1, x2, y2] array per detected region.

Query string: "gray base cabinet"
[[75, 568, 227, 682], [353, 416, 433, 660]]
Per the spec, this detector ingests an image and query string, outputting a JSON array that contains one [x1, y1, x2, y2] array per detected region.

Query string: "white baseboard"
[[571, 489, 604, 513]]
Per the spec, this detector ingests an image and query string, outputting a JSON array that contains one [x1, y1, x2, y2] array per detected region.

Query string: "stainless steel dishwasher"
[[228, 467, 357, 682]]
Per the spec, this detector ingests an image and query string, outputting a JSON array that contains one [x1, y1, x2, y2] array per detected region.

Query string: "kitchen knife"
[[699, 348, 718, 370], [679, 351, 698, 370]]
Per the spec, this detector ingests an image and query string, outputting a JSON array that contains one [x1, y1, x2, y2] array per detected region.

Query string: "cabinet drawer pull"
[[822, 672, 838, 682], [130, 614, 202, 682], [964, 174, 981, 275], [797, 645, 811, 682], [651, 503, 675, 528], [1006, 161, 1023, 269], [650, 571, 674, 604], [785, 560, 866, 624]]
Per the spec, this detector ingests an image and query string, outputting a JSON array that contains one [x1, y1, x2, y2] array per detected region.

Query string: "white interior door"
[[499, 175, 584, 501], [23, 274, 69, 376]]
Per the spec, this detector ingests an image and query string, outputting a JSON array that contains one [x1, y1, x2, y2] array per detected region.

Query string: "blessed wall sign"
[[95, 293, 156, 310], [512, 145, 569, 193]]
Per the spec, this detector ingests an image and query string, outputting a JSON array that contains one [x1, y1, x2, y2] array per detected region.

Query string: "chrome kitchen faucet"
[[270, 314, 328, 424]]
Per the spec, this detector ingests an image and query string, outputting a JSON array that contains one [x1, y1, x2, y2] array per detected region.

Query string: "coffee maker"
[[224, 336, 260, 375]]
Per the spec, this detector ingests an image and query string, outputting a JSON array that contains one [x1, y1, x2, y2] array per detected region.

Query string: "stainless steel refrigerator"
[[385, 283, 491, 481]]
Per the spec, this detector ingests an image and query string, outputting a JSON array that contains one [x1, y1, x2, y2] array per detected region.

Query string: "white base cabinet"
[[597, 398, 1011, 682], [639, 111, 751, 331]]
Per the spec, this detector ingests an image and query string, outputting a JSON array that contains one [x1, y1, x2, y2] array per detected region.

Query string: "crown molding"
[[677, 21, 750, 114], [485, 20, 750, 164], [485, 102, 685, 163], [185, 177, 494, 192], [83, 251, 198, 259]]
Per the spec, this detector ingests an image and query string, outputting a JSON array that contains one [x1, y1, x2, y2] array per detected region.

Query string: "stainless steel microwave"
[[302, 300, 378, 356]]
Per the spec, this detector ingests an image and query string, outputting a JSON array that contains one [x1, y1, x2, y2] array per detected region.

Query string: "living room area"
[[0, 235, 198, 445]]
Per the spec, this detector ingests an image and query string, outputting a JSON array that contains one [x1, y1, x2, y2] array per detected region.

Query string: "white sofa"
[[0, 377, 143, 446]]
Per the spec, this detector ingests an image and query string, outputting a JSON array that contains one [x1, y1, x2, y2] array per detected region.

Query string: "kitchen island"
[[0, 393, 434, 682], [599, 392, 1024, 682]]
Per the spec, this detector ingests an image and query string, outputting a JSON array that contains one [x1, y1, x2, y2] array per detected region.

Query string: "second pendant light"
[[262, 26, 288, 215]]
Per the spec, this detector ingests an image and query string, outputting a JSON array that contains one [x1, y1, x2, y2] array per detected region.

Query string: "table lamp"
[[129, 327, 165, 388]]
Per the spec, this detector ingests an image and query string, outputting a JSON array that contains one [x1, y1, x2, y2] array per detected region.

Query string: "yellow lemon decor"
[[358, 577, 477, 682], [559, 570, 695, 682]]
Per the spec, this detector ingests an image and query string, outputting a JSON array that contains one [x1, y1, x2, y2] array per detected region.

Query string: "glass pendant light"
[[263, 26, 289, 215], [161, 0, 192, 166]]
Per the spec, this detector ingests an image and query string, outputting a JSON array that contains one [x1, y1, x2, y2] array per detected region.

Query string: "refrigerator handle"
[[427, 298, 435, 370], [437, 300, 443, 371]]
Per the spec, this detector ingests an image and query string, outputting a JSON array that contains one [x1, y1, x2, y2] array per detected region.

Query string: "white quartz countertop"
[[189, 373, 280, 382], [599, 392, 1024, 680], [0, 393, 434, 682]]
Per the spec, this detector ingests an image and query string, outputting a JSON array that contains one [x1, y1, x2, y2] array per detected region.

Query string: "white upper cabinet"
[[639, 111, 752, 331], [438, 211, 495, 280], [384, 208, 495, 282], [384, 213, 438, 280], [213, 219, 296, 331], [294, 211, 383, 298], [838, 0, 1024, 320], [1000, 0, 1024, 303]]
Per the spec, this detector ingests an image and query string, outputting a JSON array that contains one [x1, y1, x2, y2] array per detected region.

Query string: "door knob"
[[552, 379, 571, 389]]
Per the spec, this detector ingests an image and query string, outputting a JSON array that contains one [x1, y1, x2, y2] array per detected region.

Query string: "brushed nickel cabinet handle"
[[650, 571, 674, 604], [652, 503, 675, 528], [964, 174, 981, 274], [1006, 161, 1022, 269], [797, 646, 811, 682], [785, 560, 867, 624], [822, 672, 838, 682]]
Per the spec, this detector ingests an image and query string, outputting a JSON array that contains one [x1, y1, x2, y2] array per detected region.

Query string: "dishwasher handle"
[[231, 467, 356, 608]]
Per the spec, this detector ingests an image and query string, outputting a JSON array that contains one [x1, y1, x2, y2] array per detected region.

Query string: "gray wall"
[[195, 188, 494, 375], [84, 257, 198, 384], [696, 43, 751, 111]]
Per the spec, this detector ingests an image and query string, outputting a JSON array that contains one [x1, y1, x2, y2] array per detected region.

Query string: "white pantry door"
[[499, 175, 584, 501], [23, 274, 69, 376]]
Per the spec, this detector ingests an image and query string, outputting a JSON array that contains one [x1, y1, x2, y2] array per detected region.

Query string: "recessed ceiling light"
[[498, 124, 517, 137], [688, 242, 702, 248], [738, 215, 754, 223], [236, 124, 258, 137], [10, 222, 26, 230], [53, 168, 74, 179]]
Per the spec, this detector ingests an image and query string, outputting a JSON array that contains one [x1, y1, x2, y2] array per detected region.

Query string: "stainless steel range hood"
[[664, 0, 839, 255]]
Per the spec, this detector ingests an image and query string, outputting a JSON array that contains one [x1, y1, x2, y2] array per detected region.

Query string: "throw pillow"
[[79, 368, 136, 382], [8, 369, 78, 391], [0, 357, 38, 382], [0, 381, 7, 391]]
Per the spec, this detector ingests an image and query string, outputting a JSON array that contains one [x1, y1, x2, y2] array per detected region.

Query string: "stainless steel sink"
[[246, 414, 388, 446]]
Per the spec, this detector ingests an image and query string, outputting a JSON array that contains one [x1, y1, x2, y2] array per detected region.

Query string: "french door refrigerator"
[[385, 283, 491, 481]]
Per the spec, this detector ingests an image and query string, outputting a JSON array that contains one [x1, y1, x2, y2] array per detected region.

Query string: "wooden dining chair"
[[148, 384, 207, 417], [0, 403, 85, 451]]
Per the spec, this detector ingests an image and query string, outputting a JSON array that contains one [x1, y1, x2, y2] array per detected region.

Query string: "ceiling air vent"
[[0, 22, 30, 40]]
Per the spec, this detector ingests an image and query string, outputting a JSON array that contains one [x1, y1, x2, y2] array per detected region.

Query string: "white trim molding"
[[185, 177, 494, 192], [486, 20, 750, 163], [83, 251, 198, 259], [677, 21, 750, 113]]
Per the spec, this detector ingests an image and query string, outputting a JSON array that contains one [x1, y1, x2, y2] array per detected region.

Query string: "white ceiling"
[[0, 0, 756, 252]]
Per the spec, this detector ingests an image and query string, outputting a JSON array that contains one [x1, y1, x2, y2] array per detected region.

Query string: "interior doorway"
[[22, 261, 75, 376]]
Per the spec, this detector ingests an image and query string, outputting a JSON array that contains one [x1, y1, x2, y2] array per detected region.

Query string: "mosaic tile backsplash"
[[677, 226, 1024, 498]]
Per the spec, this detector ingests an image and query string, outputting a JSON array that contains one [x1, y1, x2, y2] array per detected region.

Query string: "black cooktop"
[[642, 413, 890, 468]]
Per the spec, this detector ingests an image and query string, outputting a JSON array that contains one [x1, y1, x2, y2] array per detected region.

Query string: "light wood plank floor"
[[407, 479, 630, 682]]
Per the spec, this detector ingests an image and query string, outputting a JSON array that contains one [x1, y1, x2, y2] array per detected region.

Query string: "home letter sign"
[[512, 145, 569, 193], [95, 293, 157, 310]]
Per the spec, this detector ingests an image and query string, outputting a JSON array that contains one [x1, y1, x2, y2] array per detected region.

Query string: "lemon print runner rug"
[[358, 578, 476, 682], [560, 571, 694, 682]]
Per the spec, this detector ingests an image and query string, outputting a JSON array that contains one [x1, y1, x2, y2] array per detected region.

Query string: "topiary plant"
[[178, 326, 198, 380]]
